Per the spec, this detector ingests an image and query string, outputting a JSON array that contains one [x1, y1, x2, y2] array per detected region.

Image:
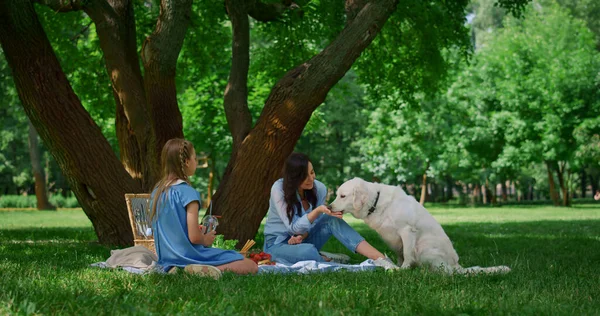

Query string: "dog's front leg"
[[399, 226, 417, 269], [396, 250, 404, 267]]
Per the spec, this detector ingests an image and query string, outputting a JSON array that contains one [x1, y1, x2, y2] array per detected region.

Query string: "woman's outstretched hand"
[[316, 205, 343, 219]]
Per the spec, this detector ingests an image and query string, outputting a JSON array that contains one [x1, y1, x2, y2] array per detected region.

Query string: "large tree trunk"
[[431, 183, 440, 202], [28, 120, 55, 210], [213, 0, 399, 245], [580, 168, 586, 198], [589, 173, 598, 198], [419, 174, 427, 205], [419, 161, 430, 205], [79, 0, 159, 190], [473, 184, 481, 204], [528, 183, 534, 200], [482, 178, 489, 204], [460, 184, 467, 204], [501, 179, 508, 201], [445, 176, 453, 201], [0, 0, 142, 245], [141, 0, 191, 157], [207, 156, 215, 207], [546, 161, 560, 206], [223, 0, 253, 152], [556, 161, 570, 207], [39, 0, 192, 191]]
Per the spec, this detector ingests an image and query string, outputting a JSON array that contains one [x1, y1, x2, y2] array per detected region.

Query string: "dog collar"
[[367, 191, 380, 216]]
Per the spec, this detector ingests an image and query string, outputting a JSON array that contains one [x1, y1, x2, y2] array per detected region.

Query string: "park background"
[[1, 0, 599, 314]]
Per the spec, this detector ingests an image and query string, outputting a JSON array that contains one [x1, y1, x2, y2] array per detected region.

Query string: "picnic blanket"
[[256, 259, 377, 274], [91, 246, 378, 275]]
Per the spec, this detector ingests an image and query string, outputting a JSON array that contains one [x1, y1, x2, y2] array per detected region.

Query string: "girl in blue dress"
[[263, 153, 399, 269], [150, 138, 257, 278]]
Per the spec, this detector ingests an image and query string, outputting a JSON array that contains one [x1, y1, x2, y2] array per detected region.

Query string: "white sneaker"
[[373, 255, 400, 270], [183, 264, 222, 280], [319, 251, 351, 264]]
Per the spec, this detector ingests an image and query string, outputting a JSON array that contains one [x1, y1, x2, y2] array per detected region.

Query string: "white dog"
[[330, 177, 510, 275]]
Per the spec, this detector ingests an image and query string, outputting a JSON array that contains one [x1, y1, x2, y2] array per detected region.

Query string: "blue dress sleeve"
[[178, 184, 201, 208]]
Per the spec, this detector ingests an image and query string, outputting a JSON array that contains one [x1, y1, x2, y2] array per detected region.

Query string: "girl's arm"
[[186, 201, 215, 246]]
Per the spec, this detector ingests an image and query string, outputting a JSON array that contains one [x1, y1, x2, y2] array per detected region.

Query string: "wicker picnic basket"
[[125, 193, 156, 255]]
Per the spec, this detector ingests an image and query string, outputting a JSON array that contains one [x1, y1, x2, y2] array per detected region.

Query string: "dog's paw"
[[400, 261, 415, 269]]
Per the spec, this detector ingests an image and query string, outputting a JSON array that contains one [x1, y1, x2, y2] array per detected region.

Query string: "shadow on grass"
[[0, 227, 96, 241], [426, 201, 600, 209], [2, 220, 600, 315], [322, 219, 600, 269], [1, 219, 599, 272]]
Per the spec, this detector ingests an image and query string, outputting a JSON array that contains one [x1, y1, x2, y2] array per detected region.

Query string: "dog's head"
[[330, 177, 371, 219]]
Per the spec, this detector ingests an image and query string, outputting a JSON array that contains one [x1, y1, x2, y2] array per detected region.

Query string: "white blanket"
[[91, 258, 377, 275], [257, 259, 377, 274]]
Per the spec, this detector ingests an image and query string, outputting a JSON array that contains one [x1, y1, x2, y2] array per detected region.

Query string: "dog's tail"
[[455, 265, 511, 275]]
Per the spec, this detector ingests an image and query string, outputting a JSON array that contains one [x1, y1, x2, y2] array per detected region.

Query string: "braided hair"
[[150, 138, 195, 221]]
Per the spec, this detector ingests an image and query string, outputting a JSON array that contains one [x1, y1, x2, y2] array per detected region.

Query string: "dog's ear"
[[352, 180, 366, 211]]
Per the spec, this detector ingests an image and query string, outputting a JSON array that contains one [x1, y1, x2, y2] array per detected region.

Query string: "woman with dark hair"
[[263, 153, 398, 269]]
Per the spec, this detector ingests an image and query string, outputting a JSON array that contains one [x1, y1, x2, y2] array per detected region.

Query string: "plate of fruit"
[[239, 240, 276, 265], [249, 251, 275, 266]]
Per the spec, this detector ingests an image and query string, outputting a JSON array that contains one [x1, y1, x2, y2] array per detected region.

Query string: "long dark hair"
[[283, 153, 317, 224]]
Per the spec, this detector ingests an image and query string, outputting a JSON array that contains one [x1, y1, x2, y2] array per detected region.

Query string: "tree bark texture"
[[419, 161, 429, 205], [82, 0, 159, 190], [589, 173, 598, 197], [501, 180, 508, 202], [223, 0, 253, 152], [579, 169, 586, 198], [213, 0, 399, 245], [556, 162, 570, 206], [28, 120, 56, 210], [0, 0, 142, 245], [445, 176, 453, 201], [141, 0, 191, 158], [546, 161, 560, 206]]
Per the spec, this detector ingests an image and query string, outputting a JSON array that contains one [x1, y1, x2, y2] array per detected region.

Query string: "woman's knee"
[[294, 244, 322, 261], [326, 216, 354, 232], [269, 243, 322, 263]]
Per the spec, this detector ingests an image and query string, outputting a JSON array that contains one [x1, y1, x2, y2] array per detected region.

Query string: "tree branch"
[[345, 0, 368, 24], [211, 1, 398, 243], [259, 0, 398, 129], [223, 0, 252, 150], [247, 0, 300, 22], [34, 0, 86, 12], [82, 0, 159, 189], [141, 0, 192, 73], [70, 21, 93, 42], [141, 0, 192, 156]]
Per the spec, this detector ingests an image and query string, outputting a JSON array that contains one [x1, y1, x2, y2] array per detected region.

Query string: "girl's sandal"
[[183, 264, 222, 280]]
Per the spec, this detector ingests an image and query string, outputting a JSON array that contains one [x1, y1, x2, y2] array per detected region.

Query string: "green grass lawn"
[[1, 205, 600, 315]]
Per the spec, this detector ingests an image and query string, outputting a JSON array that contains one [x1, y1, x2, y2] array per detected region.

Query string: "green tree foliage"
[[451, 1, 599, 203]]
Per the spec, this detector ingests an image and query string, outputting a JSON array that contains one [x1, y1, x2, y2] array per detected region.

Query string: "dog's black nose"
[[326, 205, 332, 210]]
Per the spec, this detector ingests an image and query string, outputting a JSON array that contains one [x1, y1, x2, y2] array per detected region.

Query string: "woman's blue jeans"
[[264, 215, 365, 265]]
